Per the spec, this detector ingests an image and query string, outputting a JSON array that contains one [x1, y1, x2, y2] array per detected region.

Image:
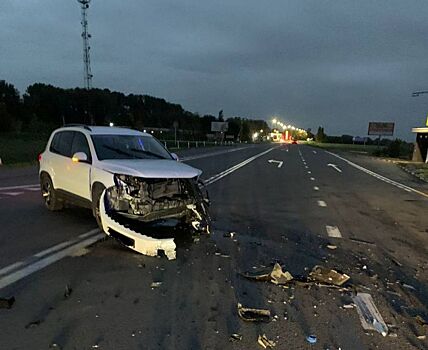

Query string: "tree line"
[[0, 80, 268, 141]]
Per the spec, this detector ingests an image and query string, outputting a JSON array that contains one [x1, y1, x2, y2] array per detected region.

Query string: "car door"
[[48, 130, 75, 191], [67, 131, 92, 200]]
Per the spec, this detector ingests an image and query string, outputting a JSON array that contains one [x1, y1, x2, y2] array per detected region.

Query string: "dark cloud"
[[1, 0, 428, 138]]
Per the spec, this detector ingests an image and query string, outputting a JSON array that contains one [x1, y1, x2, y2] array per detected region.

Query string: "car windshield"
[[91, 134, 172, 160]]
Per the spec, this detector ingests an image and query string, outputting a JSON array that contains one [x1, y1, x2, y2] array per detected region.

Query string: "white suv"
[[39, 125, 210, 259]]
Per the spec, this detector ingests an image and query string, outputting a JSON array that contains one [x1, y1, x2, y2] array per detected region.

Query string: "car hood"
[[98, 159, 202, 179]]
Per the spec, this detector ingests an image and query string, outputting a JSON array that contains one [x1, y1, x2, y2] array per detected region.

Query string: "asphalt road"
[[0, 144, 427, 349]]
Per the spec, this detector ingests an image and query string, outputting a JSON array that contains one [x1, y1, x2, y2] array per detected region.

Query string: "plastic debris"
[[237, 303, 271, 322], [229, 333, 242, 342], [150, 282, 162, 288], [223, 232, 236, 238], [0, 296, 15, 309], [243, 263, 293, 285], [415, 315, 427, 326], [64, 284, 72, 299], [309, 265, 350, 286], [258, 334, 276, 348], [352, 293, 388, 336], [306, 335, 317, 344]]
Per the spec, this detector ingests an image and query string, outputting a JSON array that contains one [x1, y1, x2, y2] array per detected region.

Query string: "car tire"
[[92, 184, 105, 230], [40, 174, 63, 211]]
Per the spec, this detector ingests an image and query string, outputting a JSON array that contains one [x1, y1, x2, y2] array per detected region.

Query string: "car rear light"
[[38, 153, 42, 162]]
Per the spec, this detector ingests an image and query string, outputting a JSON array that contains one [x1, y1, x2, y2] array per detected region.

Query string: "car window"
[[91, 134, 172, 160], [49, 131, 75, 158], [71, 131, 92, 162]]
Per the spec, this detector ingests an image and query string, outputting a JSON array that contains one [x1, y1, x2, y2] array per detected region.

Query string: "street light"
[[272, 118, 277, 124], [109, 122, 114, 127]]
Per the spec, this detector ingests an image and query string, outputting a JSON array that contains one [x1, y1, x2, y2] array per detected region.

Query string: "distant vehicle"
[[38, 125, 210, 258]]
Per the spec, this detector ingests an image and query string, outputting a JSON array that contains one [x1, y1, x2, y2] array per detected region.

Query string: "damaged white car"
[[39, 125, 210, 259]]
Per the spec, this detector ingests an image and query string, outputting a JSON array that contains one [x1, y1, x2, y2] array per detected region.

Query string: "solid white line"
[[2, 192, 24, 196], [313, 186, 319, 191], [204, 148, 275, 186], [0, 261, 24, 276], [317, 200, 327, 207], [326, 225, 342, 238], [0, 234, 104, 290], [326, 151, 428, 199], [0, 184, 39, 191], [34, 229, 101, 258], [180, 147, 248, 161], [25, 188, 40, 192]]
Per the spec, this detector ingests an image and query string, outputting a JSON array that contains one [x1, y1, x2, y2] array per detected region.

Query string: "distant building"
[[411, 127, 428, 163]]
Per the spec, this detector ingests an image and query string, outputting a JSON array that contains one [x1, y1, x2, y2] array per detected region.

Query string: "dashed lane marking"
[[0, 184, 39, 191], [314, 186, 319, 191], [326, 151, 428, 199], [326, 225, 342, 238], [317, 200, 327, 207], [310, 177, 315, 181]]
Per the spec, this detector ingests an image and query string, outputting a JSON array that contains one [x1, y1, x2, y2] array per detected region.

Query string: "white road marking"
[[305, 166, 309, 169], [313, 151, 317, 154], [0, 233, 104, 290], [205, 148, 275, 185], [34, 241, 78, 258], [0, 261, 24, 276], [326, 225, 342, 238], [313, 186, 319, 191], [326, 151, 428, 199], [327, 163, 343, 173], [317, 200, 327, 207], [25, 187, 40, 192], [307, 171, 312, 174], [310, 177, 315, 181], [268, 159, 284, 168], [78, 228, 100, 238], [2, 192, 24, 196], [0, 184, 39, 191], [181, 146, 248, 161]]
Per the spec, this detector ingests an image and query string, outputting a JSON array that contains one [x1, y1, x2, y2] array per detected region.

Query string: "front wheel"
[[92, 185, 105, 230], [40, 174, 63, 211]]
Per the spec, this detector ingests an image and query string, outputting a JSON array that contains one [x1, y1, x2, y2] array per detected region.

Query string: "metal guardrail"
[[160, 140, 237, 149]]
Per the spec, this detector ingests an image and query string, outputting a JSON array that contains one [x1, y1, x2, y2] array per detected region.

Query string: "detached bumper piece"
[[99, 176, 210, 260]]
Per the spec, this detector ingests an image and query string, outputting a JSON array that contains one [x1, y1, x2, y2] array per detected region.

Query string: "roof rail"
[[63, 124, 92, 131]]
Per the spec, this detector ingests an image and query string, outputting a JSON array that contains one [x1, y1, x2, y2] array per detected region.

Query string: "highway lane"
[[0, 145, 267, 269], [0, 144, 427, 349]]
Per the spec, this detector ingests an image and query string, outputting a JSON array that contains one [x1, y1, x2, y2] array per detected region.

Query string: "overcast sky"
[[1, 0, 428, 139]]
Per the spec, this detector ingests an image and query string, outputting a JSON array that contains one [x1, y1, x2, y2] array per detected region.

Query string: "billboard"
[[211, 122, 228, 132], [368, 122, 395, 136]]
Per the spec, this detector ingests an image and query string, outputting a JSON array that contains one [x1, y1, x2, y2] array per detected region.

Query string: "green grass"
[[307, 141, 382, 153], [399, 162, 428, 181], [0, 133, 49, 165]]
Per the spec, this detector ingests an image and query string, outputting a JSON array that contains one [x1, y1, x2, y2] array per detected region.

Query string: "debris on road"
[[258, 334, 276, 348], [150, 282, 162, 288], [242, 263, 293, 285], [237, 303, 271, 322], [352, 293, 388, 336], [415, 315, 427, 326], [25, 320, 42, 329], [349, 237, 375, 246], [64, 284, 72, 299], [223, 231, 236, 238], [309, 265, 350, 286], [0, 296, 15, 309], [326, 244, 337, 250], [229, 333, 242, 342], [306, 335, 317, 344]]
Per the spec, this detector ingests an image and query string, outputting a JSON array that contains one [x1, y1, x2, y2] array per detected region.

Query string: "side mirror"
[[171, 153, 179, 161], [72, 152, 88, 163]]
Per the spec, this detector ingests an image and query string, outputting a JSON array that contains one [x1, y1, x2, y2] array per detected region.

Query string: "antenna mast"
[[78, 0, 93, 89]]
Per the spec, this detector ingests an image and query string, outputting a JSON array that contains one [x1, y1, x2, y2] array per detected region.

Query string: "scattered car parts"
[[237, 303, 271, 322]]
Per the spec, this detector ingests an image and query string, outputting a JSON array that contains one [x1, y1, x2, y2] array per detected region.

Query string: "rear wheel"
[[40, 174, 63, 211], [92, 185, 105, 230]]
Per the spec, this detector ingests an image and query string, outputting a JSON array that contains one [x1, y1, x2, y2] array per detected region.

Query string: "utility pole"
[[78, 0, 93, 90]]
